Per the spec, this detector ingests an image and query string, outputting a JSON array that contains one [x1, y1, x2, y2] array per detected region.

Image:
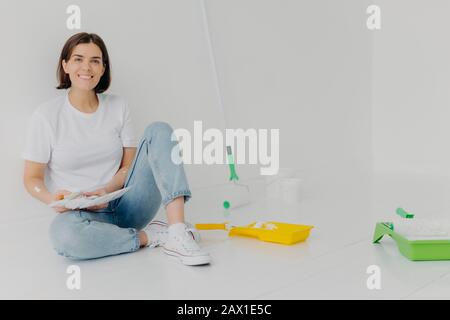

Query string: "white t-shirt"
[[22, 91, 138, 193]]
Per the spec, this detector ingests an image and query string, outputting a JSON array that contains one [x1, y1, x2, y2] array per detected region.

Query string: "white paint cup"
[[280, 178, 302, 204], [265, 168, 301, 200]]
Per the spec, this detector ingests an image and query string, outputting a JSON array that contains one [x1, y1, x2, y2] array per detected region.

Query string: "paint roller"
[[199, 2, 250, 213], [390, 207, 450, 238], [222, 146, 251, 213]]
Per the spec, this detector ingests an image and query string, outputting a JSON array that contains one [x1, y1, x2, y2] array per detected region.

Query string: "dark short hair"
[[56, 32, 111, 93]]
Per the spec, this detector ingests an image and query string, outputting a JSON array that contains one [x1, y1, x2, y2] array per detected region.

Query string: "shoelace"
[[150, 221, 197, 239], [147, 228, 168, 247], [174, 230, 201, 253], [153, 231, 166, 245]]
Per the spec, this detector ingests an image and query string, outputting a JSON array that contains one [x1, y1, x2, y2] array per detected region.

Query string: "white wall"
[[204, 0, 372, 224], [373, 0, 450, 176], [372, 0, 450, 218], [1, 0, 372, 225]]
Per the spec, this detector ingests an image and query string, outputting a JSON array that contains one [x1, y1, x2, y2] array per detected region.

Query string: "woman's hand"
[[51, 190, 72, 213], [82, 188, 108, 212]]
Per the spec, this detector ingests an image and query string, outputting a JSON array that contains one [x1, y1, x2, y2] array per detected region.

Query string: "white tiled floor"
[[2, 176, 450, 299]]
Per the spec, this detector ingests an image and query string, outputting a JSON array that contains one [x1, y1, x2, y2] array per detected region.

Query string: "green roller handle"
[[226, 146, 239, 181], [396, 207, 414, 219]]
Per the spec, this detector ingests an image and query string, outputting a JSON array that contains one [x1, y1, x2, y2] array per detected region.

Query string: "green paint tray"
[[373, 222, 450, 261]]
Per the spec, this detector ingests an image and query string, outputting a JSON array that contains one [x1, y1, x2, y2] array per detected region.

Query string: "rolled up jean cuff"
[[162, 190, 192, 207]]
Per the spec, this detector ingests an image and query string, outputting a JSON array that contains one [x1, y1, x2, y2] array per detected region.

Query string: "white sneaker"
[[142, 220, 201, 248], [142, 221, 168, 248], [164, 223, 211, 266]]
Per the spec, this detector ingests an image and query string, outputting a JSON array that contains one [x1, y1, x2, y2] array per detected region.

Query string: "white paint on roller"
[[222, 182, 251, 210], [393, 217, 450, 239], [34, 186, 41, 193]]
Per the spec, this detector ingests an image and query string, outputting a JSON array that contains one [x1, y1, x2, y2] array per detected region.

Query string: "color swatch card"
[[49, 186, 132, 210]]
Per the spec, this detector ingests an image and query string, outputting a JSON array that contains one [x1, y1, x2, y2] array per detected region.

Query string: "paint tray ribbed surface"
[[373, 222, 450, 261], [229, 221, 313, 245]]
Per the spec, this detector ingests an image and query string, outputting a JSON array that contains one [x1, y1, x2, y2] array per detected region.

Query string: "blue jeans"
[[49, 122, 192, 260]]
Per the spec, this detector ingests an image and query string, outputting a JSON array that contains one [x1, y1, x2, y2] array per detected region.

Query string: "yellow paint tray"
[[196, 221, 313, 245]]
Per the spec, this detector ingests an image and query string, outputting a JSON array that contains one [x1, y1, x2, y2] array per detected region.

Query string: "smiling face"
[[62, 42, 105, 92]]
